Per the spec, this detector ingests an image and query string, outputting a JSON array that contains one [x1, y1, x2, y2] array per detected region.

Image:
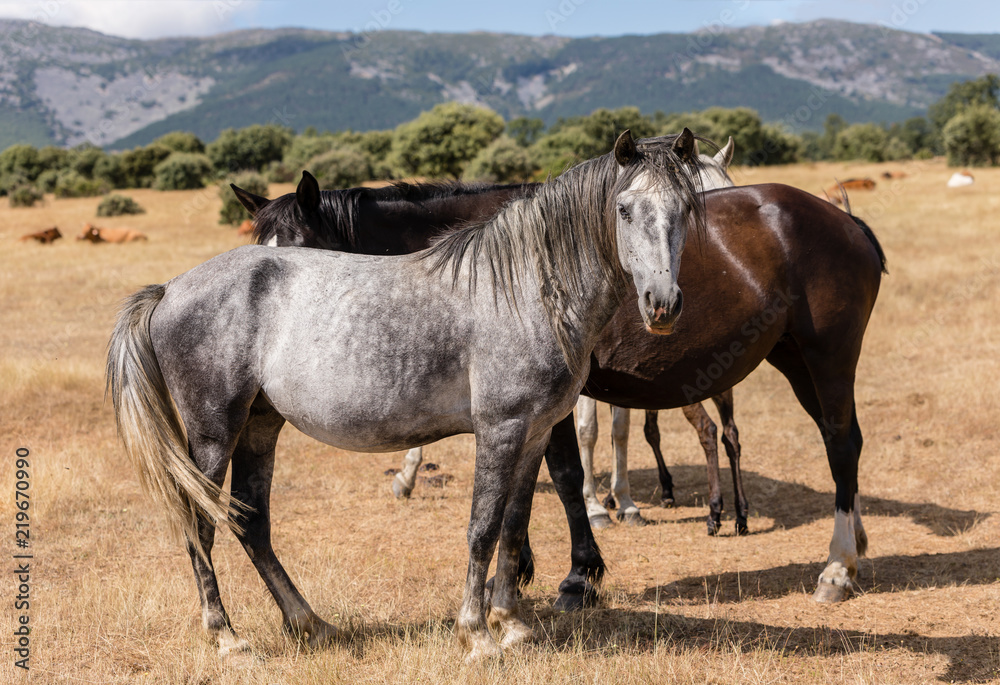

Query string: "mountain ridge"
[[0, 18, 996, 150]]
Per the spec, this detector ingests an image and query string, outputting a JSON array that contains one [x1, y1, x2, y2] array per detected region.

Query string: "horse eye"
[[618, 205, 632, 223]]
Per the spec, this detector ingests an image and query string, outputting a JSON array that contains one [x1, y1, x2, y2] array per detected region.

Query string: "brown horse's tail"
[[106, 284, 245, 561], [837, 185, 887, 276], [850, 215, 888, 275]]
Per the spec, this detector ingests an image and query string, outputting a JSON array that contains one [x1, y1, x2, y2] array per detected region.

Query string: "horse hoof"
[[553, 588, 599, 612], [812, 582, 852, 603], [735, 521, 749, 536], [617, 510, 648, 527], [589, 513, 614, 529], [391, 475, 412, 499], [660, 497, 675, 508], [462, 633, 502, 664], [500, 621, 534, 648], [706, 519, 720, 536], [602, 494, 617, 510], [217, 635, 252, 658]]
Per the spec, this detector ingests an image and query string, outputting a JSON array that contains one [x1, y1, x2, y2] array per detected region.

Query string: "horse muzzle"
[[640, 287, 683, 335]]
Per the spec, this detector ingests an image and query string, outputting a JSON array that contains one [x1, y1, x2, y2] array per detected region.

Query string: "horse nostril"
[[671, 291, 684, 318], [643, 290, 654, 310]]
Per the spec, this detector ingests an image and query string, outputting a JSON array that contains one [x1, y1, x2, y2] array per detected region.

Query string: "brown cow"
[[237, 219, 254, 236], [18, 227, 62, 244], [823, 177, 876, 205], [77, 223, 148, 243]]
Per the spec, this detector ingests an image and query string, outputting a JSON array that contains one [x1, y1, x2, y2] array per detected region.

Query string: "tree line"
[[2, 74, 997, 214]]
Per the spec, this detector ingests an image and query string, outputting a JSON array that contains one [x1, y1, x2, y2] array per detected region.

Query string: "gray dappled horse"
[[106, 130, 707, 661]]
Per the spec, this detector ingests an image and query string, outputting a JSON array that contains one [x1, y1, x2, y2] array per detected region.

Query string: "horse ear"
[[613, 129, 637, 167], [296, 170, 321, 213], [714, 136, 735, 169], [672, 127, 696, 163], [231, 184, 271, 217]]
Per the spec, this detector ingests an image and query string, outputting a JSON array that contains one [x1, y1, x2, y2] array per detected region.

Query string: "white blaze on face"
[[265, 235, 278, 247]]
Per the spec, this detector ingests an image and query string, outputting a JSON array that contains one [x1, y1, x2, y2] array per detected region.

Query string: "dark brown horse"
[[568, 183, 886, 604], [234, 174, 886, 609]]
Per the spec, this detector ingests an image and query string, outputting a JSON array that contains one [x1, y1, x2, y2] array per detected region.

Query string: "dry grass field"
[[1, 157, 998, 684]]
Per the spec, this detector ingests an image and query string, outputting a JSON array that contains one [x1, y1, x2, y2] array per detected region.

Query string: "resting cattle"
[[77, 223, 148, 243], [18, 227, 61, 244], [947, 171, 975, 188], [823, 178, 876, 205]]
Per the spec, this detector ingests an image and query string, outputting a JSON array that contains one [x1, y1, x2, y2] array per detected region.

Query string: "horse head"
[[612, 128, 702, 335]]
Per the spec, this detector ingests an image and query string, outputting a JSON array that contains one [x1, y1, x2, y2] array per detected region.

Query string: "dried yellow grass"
[[0, 161, 998, 683]]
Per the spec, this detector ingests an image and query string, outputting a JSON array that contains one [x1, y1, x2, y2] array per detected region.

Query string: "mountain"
[[0, 19, 997, 151]]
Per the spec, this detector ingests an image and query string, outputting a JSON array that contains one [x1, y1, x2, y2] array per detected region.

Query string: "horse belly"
[[260, 307, 474, 453], [268, 372, 473, 453]]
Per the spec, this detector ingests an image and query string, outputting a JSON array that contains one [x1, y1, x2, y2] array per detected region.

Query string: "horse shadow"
[[527, 603, 1000, 683], [640, 547, 1000, 604], [538, 465, 987, 538], [325, 572, 999, 684]]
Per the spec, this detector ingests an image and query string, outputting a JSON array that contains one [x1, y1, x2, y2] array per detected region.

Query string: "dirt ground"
[[1, 157, 998, 683]]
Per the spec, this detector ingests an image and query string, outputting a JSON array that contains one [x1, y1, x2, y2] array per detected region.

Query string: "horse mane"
[[420, 134, 710, 369], [251, 180, 536, 248]]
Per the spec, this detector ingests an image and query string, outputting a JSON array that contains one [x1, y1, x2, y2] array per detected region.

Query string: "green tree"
[[0, 144, 41, 182], [833, 123, 892, 162], [68, 143, 106, 178], [463, 136, 537, 183], [943, 104, 1000, 166], [929, 74, 999, 134], [119, 144, 172, 188], [207, 124, 293, 174], [96, 194, 145, 217], [389, 103, 505, 178], [889, 117, 937, 157], [507, 117, 545, 147], [308, 147, 372, 189], [154, 131, 205, 154], [154, 153, 213, 190]]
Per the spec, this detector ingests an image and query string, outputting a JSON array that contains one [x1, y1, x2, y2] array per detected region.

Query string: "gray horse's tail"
[[106, 284, 244, 561]]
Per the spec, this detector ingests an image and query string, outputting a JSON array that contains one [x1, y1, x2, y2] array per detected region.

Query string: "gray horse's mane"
[[421, 134, 709, 369]]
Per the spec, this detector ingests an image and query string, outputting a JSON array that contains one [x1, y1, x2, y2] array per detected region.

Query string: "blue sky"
[[0, 0, 996, 40]]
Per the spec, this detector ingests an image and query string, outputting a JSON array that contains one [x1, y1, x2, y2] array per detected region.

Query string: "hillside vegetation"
[[1, 19, 998, 149]]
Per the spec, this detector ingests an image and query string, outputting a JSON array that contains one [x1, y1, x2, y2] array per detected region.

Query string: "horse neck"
[[360, 185, 536, 254], [480, 189, 628, 376]]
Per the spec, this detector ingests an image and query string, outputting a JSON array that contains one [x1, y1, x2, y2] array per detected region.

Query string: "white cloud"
[[0, 0, 262, 39]]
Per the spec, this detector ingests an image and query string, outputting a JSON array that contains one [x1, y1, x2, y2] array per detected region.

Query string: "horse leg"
[[711, 389, 749, 535], [183, 435, 247, 656], [575, 396, 613, 528], [456, 422, 534, 662], [188, 512, 248, 657], [392, 446, 423, 499], [610, 406, 646, 526], [643, 410, 675, 507], [767, 341, 865, 602], [681, 403, 723, 536], [229, 399, 337, 648], [487, 434, 549, 650], [544, 413, 605, 611]]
